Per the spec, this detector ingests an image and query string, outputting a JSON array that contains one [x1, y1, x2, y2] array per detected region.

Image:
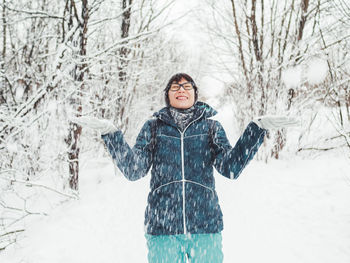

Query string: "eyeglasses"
[[169, 82, 194, 91]]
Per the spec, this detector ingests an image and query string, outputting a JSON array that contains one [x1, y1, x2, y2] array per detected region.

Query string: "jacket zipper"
[[180, 131, 186, 234], [177, 110, 205, 235]]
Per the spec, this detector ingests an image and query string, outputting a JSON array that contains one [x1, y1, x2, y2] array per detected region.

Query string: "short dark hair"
[[164, 73, 198, 107]]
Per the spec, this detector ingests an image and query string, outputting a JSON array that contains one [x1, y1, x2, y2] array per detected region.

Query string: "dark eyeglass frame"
[[169, 82, 194, 91]]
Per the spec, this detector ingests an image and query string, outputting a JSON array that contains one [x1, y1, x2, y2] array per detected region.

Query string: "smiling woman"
[[164, 73, 198, 109], [72, 72, 299, 263]]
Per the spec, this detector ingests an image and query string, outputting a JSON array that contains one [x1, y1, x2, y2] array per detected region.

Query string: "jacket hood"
[[153, 101, 218, 127]]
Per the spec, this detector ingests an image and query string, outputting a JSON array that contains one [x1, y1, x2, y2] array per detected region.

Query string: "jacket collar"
[[153, 101, 217, 128]]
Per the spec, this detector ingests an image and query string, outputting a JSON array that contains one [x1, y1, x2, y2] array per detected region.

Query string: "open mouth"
[[176, 96, 188, 100]]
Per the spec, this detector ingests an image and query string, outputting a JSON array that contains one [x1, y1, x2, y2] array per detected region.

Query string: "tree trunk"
[[1, 0, 6, 105], [118, 0, 133, 131], [297, 0, 309, 41], [118, 0, 132, 83], [66, 0, 89, 191]]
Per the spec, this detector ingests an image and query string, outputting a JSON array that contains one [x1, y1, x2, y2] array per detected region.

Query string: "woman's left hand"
[[253, 115, 300, 130]]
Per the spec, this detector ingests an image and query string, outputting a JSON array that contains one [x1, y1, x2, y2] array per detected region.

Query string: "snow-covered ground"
[[2, 153, 350, 263], [2, 104, 350, 263]]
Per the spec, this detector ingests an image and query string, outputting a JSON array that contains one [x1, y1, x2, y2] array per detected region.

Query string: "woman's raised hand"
[[70, 116, 118, 135], [254, 115, 300, 130]]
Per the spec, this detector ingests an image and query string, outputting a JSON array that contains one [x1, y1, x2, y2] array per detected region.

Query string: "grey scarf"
[[169, 106, 196, 131]]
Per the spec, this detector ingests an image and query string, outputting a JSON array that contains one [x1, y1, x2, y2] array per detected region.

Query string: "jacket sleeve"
[[101, 120, 153, 181], [212, 121, 266, 180]]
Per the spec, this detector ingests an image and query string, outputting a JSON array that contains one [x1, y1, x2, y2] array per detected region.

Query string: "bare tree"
[[0, 0, 187, 250], [63, 0, 89, 191], [204, 0, 349, 159]]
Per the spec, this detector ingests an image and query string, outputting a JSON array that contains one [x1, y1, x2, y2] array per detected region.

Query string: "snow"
[[1, 107, 350, 263], [281, 58, 328, 88], [5, 141, 18, 153], [306, 58, 328, 85], [219, 156, 350, 263], [200, 76, 225, 106], [1, 3, 348, 261], [282, 66, 302, 88]]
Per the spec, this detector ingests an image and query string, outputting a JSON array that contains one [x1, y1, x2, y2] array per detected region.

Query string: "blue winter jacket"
[[102, 102, 266, 235]]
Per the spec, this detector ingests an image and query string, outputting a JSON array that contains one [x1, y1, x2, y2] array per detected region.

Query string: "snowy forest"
[[0, 0, 350, 262]]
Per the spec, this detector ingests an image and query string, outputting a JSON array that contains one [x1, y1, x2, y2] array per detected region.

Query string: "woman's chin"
[[172, 101, 193, 109]]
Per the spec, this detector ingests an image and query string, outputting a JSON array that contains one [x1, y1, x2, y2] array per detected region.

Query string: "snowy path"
[[2, 155, 350, 263], [219, 157, 350, 263]]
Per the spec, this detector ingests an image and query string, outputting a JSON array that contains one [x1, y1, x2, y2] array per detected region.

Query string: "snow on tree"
[[0, 0, 186, 250]]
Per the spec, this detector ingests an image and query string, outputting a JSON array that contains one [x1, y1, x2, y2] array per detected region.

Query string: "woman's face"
[[168, 78, 195, 109]]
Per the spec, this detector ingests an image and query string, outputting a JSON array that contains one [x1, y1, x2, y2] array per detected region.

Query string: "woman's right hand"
[[70, 116, 118, 135]]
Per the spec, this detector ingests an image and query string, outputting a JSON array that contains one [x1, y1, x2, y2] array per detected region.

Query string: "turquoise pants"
[[145, 233, 224, 263]]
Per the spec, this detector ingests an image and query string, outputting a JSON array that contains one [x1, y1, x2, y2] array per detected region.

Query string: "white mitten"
[[70, 116, 118, 135], [253, 115, 300, 130]]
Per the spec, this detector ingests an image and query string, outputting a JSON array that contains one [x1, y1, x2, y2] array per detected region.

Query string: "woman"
[[74, 73, 298, 262]]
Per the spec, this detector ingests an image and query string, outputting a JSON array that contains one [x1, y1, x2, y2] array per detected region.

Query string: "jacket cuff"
[[251, 120, 268, 133]]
